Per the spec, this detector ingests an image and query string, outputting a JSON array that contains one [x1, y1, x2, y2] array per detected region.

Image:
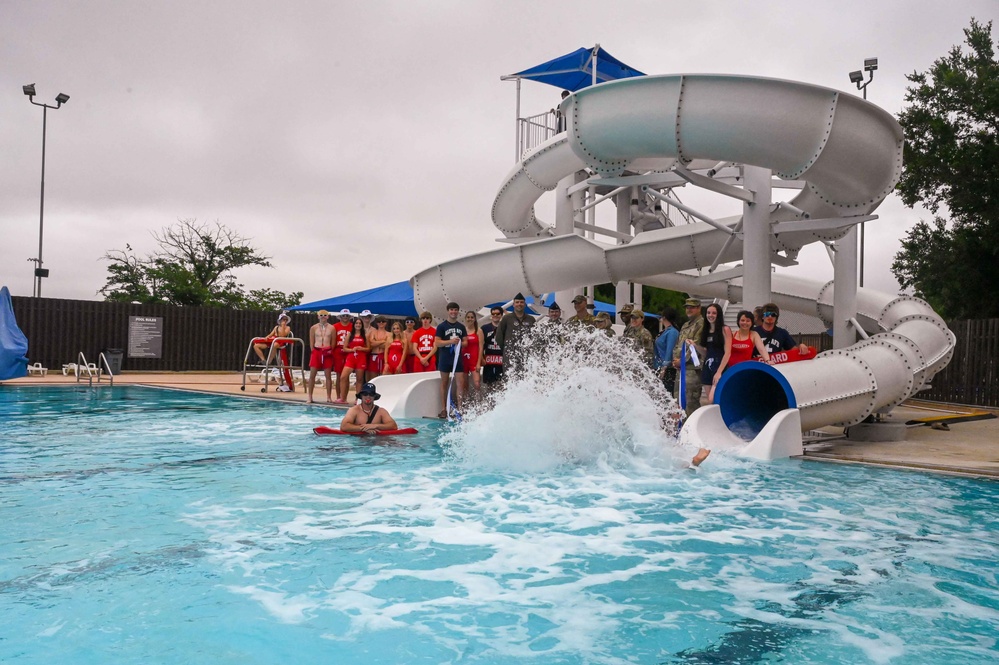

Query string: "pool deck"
[[6, 371, 998, 479]]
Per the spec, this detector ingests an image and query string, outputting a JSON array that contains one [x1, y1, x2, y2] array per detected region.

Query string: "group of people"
[[668, 299, 811, 416], [254, 292, 810, 429]]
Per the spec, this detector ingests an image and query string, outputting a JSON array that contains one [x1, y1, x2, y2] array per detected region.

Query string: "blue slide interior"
[[714, 362, 797, 439]]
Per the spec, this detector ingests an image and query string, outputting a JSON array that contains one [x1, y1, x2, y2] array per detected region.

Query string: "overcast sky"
[[2, 1, 995, 306]]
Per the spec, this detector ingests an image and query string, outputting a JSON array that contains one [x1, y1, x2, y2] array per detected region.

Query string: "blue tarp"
[[289, 281, 419, 317], [0, 286, 29, 379], [508, 46, 645, 92]]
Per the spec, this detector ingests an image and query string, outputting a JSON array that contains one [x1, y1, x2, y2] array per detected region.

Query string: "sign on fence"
[[128, 316, 163, 358]]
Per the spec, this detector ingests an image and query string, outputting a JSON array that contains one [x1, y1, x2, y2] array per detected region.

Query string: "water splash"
[[440, 323, 687, 472]]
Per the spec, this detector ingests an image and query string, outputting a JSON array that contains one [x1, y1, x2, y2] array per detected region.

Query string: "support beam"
[[742, 165, 773, 310], [833, 226, 859, 349]]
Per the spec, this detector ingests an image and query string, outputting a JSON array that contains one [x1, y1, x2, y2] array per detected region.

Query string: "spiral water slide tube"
[[411, 75, 955, 456]]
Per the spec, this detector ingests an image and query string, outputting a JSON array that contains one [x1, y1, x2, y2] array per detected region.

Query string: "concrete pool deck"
[[6, 371, 998, 479]]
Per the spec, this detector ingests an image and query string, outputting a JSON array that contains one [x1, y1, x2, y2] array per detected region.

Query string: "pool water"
[[2, 385, 998, 664]]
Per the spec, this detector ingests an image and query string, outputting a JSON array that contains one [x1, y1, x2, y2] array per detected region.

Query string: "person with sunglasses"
[[411, 312, 438, 373], [307, 310, 336, 404], [480, 307, 504, 387], [753, 303, 810, 357], [401, 317, 417, 373]]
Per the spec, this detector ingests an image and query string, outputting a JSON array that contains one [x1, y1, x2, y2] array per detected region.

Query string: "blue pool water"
[[2, 385, 998, 664]]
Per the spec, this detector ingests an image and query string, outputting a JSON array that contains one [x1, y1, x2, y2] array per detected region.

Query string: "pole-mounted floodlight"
[[23, 84, 70, 298], [846, 58, 877, 289], [850, 57, 877, 100]]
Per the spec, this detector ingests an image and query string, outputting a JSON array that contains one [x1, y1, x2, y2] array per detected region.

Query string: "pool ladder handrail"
[[74, 351, 113, 387], [241, 337, 308, 393]]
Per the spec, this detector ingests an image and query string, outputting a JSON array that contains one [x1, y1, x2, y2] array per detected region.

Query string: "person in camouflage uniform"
[[566, 295, 595, 327], [623, 309, 655, 368], [594, 311, 615, 336], [672, 298, 706, 415]]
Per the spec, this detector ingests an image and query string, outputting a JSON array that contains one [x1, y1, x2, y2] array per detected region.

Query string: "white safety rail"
[[240, 337, 307, 393], [518, 109, 559, 158], [410, 74, 955, 456]]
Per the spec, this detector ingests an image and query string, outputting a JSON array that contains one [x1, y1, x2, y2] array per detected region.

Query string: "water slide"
[[408, 74, 955, 456]]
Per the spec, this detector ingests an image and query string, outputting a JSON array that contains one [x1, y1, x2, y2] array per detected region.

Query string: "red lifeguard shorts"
[[310, 347, 334, 370]]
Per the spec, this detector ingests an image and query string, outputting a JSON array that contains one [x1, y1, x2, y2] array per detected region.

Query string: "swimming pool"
[[2, 385, 998, 664]]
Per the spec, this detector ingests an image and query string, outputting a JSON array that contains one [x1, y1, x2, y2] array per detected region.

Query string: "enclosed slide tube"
[[408, 74, 954, 455]]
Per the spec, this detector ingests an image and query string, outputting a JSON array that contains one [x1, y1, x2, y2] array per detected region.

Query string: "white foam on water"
[[440, 325, 689, 472]]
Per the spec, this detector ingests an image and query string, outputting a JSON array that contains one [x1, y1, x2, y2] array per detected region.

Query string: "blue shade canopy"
[[507, 46, 645, 92], [289, 281, 418, 317]]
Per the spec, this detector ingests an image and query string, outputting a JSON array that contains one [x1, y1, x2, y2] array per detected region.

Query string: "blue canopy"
[[0, 285, 29, 379], [507, 46, 645, 92], [289, 281, 418, 317]]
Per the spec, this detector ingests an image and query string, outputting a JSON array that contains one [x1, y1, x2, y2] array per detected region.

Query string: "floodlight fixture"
[[864, 57, 878, 71], [55, 92, 70, 105], [849, 70, 864, 84], [23, 83, 36, 96]]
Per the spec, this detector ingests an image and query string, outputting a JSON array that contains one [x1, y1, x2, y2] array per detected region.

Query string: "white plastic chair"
[[27, 362, 48, 376]]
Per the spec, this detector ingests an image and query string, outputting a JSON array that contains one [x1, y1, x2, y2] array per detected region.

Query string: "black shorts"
[[482, 365, 503, 384]]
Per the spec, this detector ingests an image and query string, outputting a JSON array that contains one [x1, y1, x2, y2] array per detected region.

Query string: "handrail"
[[241, 336, 308, 393], [97, 352, 114, 386], [75, 351, 94, 387]]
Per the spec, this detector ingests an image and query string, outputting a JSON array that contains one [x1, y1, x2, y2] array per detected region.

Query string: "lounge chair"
[[27, 362, 48, 376]]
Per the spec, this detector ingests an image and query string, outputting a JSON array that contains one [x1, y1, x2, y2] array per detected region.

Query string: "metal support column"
[[615, 190, 632, 315], [832, 226, 859, 349], [741, 165, 773, 310]]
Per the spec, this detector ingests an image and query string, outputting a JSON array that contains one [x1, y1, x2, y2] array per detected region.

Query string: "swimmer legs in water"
[[691, 448, 711, 467]]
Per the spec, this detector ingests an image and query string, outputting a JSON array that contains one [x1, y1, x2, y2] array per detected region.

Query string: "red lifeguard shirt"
[[333, 321, 353, 351], [412, 326, 437, 357]]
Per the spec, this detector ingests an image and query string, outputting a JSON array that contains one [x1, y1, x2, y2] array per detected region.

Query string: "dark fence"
[[9, 298, 999, 408], [915, 318, 999, 408], [11, 296, 318, 372]]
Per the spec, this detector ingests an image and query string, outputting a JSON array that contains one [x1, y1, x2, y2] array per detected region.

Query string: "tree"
[[99, 219, 303, 310], [893, 18, 999, 318]]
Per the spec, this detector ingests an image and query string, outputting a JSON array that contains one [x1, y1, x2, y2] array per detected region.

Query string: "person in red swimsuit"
[[383, 321, 409, 375], [410, 312, 437, 373], [401, 317, 417, 373], [331, 309, 354, 403], [339, 317, 370, 402], [709, 310, 770, 402], [462, 310, 484, 401]]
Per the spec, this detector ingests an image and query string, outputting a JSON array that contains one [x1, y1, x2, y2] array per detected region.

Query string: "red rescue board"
[[767, 346, 817, 365], [313, 427, 419, 436]]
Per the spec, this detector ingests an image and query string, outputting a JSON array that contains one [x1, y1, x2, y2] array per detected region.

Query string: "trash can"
[[102, 348, 124, 375]]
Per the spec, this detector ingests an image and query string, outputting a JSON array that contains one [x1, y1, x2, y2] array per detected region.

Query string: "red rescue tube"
[[767, 346, 817, 365], [313, 427, 419, 436]]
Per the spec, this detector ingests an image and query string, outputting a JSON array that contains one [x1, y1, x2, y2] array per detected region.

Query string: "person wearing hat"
[[331, 309, 355, 403], [618, 303, 635, 326], [567, 294, 595, 326], [672, 297, 706, 415], [339, 382, 398, 434], [544, 301, 563, 324], [252, 312, 294, 365], [623, 309, 654, 367], [593, 311, 615, 337], [495, 292, 537, 378], [307, 310, 336, 404]]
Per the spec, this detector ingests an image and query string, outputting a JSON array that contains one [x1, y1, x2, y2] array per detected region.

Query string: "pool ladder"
[[74, 351, 114, 387]]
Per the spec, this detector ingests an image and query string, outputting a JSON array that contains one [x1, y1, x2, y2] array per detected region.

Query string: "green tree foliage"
[[893, 18, 999, 318], [99, 219, 303, 310]]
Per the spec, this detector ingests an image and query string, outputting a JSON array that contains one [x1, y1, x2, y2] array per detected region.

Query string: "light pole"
[[23, 83, 70, 298], [848, 58, 877, 287]]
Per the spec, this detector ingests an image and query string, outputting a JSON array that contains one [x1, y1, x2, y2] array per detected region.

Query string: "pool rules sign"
[[128, 316, 163, 358]]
